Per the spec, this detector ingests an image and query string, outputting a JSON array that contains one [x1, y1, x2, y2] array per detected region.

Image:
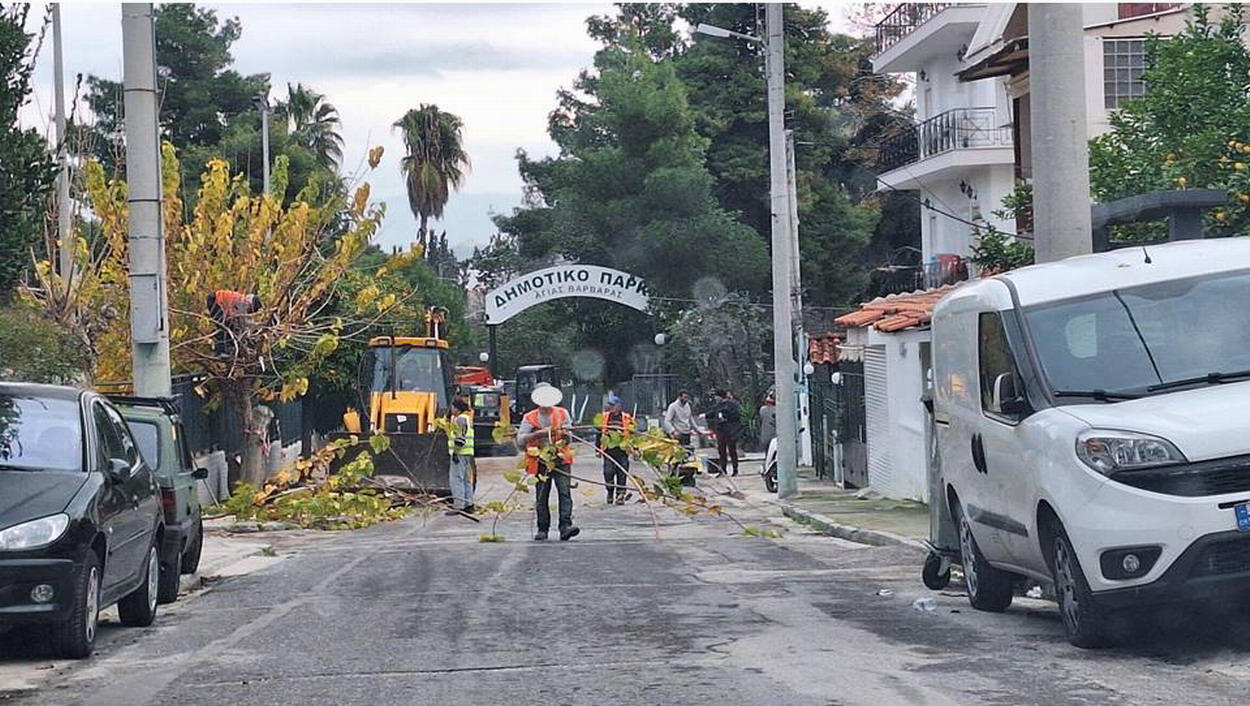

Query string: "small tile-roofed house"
[[831, 286, 957, 501]]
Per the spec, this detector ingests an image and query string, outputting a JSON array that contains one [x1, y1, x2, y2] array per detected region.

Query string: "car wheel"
[[157, 546, 181, 605], [922, 551, 952, 590], [763, 464, 778, 493], [958, 511, 1015, 612], [1050, 527, 1111, 648], [51, 551, 101, 659], [118, 543, 160, 627], [180, 517, 204, 574]]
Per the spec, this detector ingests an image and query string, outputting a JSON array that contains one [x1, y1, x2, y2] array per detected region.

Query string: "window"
[[1118, 3, 1178, 20], [978, 312, 1020, 415], [1104, 39, 1148, 110], [0, 395, 83, 472], [130, 421, 160, 470], [93, 403, 128, 466]]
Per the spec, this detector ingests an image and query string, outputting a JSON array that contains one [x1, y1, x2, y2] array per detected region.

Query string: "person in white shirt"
[[663, 390, 694, 450]]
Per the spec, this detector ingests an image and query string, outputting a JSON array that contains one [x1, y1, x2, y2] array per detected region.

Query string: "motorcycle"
[[762, 437, 778, 493]]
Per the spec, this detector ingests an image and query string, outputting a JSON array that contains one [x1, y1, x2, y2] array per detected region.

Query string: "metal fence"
[[878, 107, 1012, 173], [171, 375, 303, 457], [874, 3, 952, 55]]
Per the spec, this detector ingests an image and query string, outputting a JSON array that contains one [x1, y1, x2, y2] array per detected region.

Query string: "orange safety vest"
[[523, 407, 575, 475], [599, 411, 635, 450]]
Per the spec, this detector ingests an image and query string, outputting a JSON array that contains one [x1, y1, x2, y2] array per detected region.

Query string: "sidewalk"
[[713, 464, 930, 552]]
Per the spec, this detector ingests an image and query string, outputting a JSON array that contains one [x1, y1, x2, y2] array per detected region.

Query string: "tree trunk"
[[419, 214, 429, 257], [228, 382, 274, 489]]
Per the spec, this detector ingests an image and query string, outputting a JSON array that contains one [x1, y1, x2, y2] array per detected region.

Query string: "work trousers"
[[449, 455, 475, 510], [535, 463, 574, 532], [602, 448, 630, 501], [716, 431, 740, 476]]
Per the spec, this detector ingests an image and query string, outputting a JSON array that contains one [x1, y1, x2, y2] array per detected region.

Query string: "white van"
[[932, 238, 1250, 647]]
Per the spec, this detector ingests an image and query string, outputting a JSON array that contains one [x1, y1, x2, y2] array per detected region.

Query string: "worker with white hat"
[[518, 382, 579, 541]]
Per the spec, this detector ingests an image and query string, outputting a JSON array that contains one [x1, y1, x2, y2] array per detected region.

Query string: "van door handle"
[[971, 434, 988, 474]]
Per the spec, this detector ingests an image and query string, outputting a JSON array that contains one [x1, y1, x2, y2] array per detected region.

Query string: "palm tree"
[[393, 105, 469, 253], [281, 83, 344, 170]]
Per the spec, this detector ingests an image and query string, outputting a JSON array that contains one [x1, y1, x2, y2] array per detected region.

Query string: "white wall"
[[867, 327, 932, 502]]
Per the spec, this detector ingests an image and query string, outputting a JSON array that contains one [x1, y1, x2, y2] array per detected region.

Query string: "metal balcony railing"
[[877, 107, 1012, 173], [874, 3, 952, 56]]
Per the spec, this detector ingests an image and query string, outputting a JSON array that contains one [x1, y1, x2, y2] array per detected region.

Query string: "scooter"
[[762, 437, 778, 493]]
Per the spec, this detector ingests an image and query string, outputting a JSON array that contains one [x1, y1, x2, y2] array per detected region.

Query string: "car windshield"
[[1023, 269, 1250, 396], [0, 394, 83, 472], [370, 346, 449, 406]]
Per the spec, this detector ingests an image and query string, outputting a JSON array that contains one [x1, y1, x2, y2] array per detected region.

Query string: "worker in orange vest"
[[518, 383, 579, 541], [598, 393, 634, 505], [206, 290, 260, 357]]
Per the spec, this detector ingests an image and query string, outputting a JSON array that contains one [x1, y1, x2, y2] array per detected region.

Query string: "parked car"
[[0, 383, 165, 658], [110, 396, 208, 604], [931, 238, 1250, 647]]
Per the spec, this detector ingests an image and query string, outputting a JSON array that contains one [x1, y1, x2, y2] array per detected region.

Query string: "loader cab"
[[514, 365, 561, 416], [347, 337, 453, 434]]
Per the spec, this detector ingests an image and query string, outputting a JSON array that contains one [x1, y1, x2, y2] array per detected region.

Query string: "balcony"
[[875, 4, 952, 55], [872, 3, 984, 74], [876, 107, 1013, 187]]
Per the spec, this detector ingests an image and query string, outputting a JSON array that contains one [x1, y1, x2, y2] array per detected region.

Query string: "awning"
[[957, 36, 1029, 82]]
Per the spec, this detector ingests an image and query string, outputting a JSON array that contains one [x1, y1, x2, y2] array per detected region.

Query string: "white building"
[[873, 2, 1190, 268], [833, 3, 1195, 502]]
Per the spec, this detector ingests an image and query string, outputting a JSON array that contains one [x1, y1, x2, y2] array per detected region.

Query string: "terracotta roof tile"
[[835, 284, 958, 333], [807, 333, 844, 365]]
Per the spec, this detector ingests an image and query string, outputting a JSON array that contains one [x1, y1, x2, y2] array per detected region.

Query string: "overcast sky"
[[23, 2, 858, 255]]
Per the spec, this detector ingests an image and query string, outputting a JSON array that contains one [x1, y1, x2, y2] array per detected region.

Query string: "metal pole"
[[488, 325, 498, 380], [122, 3, 171, 397], [1029, 4, 1091, 263], [786, 130, 812, 467], [52, 4, 72, 285], [260, 106, 271, 195], [766, 4, 798, 498]]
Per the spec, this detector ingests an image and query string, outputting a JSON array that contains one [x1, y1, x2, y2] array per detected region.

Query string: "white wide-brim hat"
[[531, 383, 563, 408]]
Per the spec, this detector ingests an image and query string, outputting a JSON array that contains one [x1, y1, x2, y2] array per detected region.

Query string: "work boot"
[[534, 531, 548, 541], [615, 495, 626, 505], [559, 526, 580, 541], [463, 504, 476, 514]]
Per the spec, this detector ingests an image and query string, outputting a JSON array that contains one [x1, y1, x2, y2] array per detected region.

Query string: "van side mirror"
[[193, 467, 210, 480], [107, 458, 131, 482], [992, 372, 1027, 417]]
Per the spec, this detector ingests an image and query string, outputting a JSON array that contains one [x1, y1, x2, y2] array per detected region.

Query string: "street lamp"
[[479, 351, 490, 364], [696, 8, 799, 498], [694, 22, 763, 44], [252, 93, 271, 195]]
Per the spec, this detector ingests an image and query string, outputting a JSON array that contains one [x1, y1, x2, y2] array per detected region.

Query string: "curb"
[[779, 503, 927, 553]]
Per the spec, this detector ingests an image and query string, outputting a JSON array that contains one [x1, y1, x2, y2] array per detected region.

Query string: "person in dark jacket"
[[711, 389, 742, 476]]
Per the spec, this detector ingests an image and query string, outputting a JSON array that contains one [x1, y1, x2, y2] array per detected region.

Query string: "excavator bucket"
[[326, 431, 451, 495]]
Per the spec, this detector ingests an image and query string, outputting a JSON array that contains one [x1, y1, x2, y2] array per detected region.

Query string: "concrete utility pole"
[[52, 4, 72, 284], [122, 3, 172, 397], [786, 130, 812, 468], [766, 3, 799, 498], [1029, 4, 1092, 263], [255, 95, 272, 195]]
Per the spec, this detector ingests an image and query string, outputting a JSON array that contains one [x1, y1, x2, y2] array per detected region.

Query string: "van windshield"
[[1023, 270, 1250, 397]]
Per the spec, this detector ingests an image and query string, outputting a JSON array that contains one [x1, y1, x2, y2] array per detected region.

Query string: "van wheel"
[[118, 544, 160, 627], [763, 464, 778, 493], [181, 517, 203, 574], [157, 547, 181, 605], [1050, 527, 1110, 648], [958, 512, 1014, 612], [51, 552, 100, 659]]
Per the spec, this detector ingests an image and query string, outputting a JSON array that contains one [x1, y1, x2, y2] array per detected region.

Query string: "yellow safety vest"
[[448, 412, 475, 456]]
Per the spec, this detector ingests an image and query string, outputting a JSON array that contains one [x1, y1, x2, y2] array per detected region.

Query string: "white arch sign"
[[485, 264, 650, 325]]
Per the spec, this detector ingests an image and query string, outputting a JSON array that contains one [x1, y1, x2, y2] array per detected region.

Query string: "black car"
[[0, 383, 166, 658]]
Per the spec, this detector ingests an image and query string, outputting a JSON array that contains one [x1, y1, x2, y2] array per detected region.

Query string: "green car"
[[109, 396, 208, 604]]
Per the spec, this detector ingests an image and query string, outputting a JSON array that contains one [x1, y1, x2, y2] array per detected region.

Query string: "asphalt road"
[[10, 456, 1250, 706]]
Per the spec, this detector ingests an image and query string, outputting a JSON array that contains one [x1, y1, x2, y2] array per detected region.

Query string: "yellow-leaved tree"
[[30, 143, 408, 486]]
